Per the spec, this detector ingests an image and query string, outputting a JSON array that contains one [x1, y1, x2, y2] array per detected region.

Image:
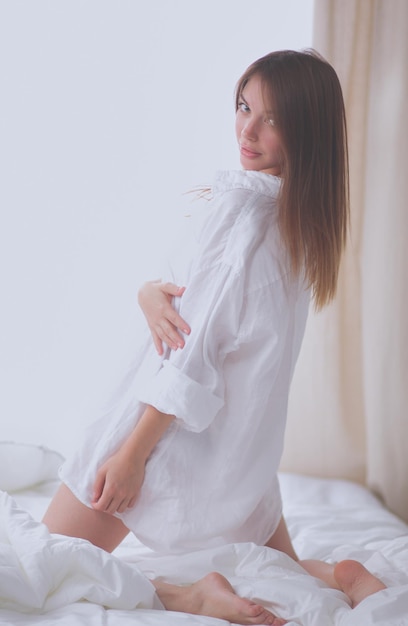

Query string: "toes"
[[267, 616, 287, 626], [246, 606, 286, 625], [257, 616, 286, 626]]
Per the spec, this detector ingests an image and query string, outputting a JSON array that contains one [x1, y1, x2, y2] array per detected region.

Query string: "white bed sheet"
[[1, 444, 408, 626]]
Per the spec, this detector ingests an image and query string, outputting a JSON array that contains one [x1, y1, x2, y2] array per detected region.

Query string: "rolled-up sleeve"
[[133, 360, 224, 432]]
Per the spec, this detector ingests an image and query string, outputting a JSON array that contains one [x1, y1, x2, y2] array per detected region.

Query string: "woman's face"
[[235, 74, 283, 176]]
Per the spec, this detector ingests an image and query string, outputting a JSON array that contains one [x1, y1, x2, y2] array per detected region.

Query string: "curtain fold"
[[280, 0, 408, 522]]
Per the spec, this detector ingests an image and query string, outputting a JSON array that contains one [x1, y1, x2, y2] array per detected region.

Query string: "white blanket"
[[0, 491, 161, 613], [1, 443, 408, 626]]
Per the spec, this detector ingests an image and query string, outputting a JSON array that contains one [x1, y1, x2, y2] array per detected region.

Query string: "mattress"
[[0, 442, 407, 625]]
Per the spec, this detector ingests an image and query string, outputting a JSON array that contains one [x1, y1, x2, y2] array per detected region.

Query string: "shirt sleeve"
[[132, 262, 242, 432]]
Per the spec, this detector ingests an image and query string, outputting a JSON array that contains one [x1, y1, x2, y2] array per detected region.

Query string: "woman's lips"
[[240, 144, 261, 158]]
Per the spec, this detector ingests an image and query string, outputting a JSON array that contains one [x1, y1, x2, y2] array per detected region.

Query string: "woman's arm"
[[92, 281, 191, 515], [91, 405, 175, 515], [138, 280, 191, 355]]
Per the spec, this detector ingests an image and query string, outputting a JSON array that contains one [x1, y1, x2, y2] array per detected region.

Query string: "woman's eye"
[[264, 118, 276, 127], [238, 101, 250, 113]]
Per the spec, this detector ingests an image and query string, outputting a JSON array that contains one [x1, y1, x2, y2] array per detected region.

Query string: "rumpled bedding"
[[0, 491, 161, 613], [1, 443, 408, 626]]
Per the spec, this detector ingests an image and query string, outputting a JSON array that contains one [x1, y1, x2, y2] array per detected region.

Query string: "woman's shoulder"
[[206, 170, 280, 238], [182, 171, 283, 282], [213, 169, 281, 200], [185, 170, 280, 229], [196, 170, 280, 238]]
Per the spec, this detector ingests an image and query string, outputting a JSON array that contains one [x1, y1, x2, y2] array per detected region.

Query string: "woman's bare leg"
[[154, 572, 287, 625], [265, 515, 298, 561], [300, 559, 338, 587], [44, 489, 286, 623], [42, 483, 129, 552], [266, 517, 386, 608]]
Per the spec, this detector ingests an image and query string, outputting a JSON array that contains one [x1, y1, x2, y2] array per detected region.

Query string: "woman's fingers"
[[168, 311, 191, 337], [116, 499, 130, 514], [159, 283, 191, 335], [158, 320, 186, 349], [139, 280, 191, 352], [162, 292, 191, 332], [128, 495, 137, 509], [91, 471, 105, 506], [91, 470, 121, 514], [95, 489, 126, 515], [161, 282, 185, 297], [151, 329, 164, 356], [115, 496, 137, 514], [104, 493, 138, 515], [152, 319, 190, 353]]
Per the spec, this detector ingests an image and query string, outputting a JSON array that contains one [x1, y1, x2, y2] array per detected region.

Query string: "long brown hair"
[[235, 50, 349, 309]]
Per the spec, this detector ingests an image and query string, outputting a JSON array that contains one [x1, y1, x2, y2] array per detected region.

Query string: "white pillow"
[[0, 441, 64, 492]]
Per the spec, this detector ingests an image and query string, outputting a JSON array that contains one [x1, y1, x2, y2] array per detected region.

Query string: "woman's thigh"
[[42, 483, 129, 552]]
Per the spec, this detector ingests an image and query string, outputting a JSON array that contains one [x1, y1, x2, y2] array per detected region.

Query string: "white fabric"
[[0, 491, 162, 613], [1, 463, 408, 626], [0, 442, 64, 492], [60, 169, 310, 554]]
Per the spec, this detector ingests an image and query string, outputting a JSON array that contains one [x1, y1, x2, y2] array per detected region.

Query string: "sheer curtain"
[[280, 0, 408, 522]]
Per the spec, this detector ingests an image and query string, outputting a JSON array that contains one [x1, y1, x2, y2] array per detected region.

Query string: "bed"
[[1, 442, 407, 626]]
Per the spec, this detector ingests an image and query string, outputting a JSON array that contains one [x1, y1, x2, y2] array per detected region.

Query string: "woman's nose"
[[241, 118, 258, 140]]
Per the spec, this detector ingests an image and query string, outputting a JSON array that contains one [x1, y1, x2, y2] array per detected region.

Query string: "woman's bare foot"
[[334, 560, 386, 607], [154, 571, 287, 625]]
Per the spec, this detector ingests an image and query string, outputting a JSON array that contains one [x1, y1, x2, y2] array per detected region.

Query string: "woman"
[[43, 50, 386, 623]]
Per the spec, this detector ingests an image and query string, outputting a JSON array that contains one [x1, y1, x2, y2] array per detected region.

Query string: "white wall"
[[0, 0, 314, 458]]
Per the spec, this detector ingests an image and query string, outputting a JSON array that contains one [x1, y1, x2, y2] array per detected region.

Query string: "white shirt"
[[60, 170, 310, 554]]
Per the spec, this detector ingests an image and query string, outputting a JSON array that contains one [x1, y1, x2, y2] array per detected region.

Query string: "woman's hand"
[[92, 406, 175, 516], [91, 450, 145, 515], [138, 280, 191, 355]]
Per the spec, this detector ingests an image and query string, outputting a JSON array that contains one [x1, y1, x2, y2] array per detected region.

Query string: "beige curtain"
[[280, 0, 408, 522]]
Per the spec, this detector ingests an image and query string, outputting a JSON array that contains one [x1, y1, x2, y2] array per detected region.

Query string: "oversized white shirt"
[[60, 170, 310, 554]]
